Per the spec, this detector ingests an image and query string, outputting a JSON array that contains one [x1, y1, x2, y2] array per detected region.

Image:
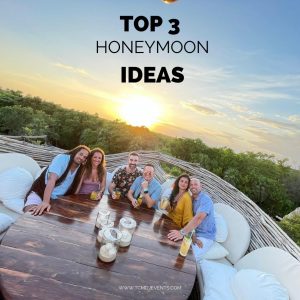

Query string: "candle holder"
[[95, 209, 110, 228], [97, 221, 114, 243], [98, 228, 122, 263], [119, 217, 137, 247]]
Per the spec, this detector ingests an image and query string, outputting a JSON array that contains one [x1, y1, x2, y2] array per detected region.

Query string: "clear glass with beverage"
[[114, 188, 121, 200], [179, 231, 193, 257], [160, 196, 170, 211]]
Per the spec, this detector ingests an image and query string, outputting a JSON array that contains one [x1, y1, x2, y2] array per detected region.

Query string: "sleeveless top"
[[78, 178, 100, 194]]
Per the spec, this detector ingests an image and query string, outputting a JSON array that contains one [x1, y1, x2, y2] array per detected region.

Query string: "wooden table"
[[0, 195, 197, 299]]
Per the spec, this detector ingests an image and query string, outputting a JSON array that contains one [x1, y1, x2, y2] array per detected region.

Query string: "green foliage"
[[161, 162, 184, 177], [279, 215, 300, 246], [0, 87, 299, 223]]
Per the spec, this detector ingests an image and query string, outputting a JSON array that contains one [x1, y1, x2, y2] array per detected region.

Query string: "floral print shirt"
[[112, 167, 143, 196]]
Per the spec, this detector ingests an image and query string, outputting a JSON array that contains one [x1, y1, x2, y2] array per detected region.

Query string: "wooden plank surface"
[[0, 195, 196, 299]]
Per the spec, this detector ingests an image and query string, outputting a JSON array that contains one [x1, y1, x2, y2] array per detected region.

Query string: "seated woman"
[[72, 148, 106, 200], [166, 174, 193, 228]]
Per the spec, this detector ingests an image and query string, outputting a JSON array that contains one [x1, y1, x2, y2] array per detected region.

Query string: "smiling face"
[[73, 149, 89, 165], [128, 154, 139, 169], [143, 165, 155, 181], [189, 178, 202, 197], [91, 151, 103, 168], [178, 176, 190, 191]]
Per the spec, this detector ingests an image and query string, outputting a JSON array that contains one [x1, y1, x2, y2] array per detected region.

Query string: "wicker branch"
[[0, 136, 299, 261]]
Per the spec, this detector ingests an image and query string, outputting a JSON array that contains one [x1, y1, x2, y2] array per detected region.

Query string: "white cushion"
[[161, 178, 175, 195], [203, 242, 229, 260], [2, 198, 24, 214], [0, 203, 20, 221], [235, 247, 300, 300], [214, 212, 228, 243], [0, 167, 33, 202], [231, 269, 289, 300], [199, 259, 236, 300], [0, 153, 41, 178], [214, 203, 250, 264], [0, 213, 14, 233], [161, 187, 172, 199], [213, 257, 233, 266]]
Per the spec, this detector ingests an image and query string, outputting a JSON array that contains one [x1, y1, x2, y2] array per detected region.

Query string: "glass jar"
[[97, 221, 114, 243], [119, 217, 137, 247], [98, 228, 122, 262], [95, 209, 110, 228]]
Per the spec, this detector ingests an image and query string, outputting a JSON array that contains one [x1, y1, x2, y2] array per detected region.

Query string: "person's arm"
[[30, 172, 59, 216], [127, 188, 138, 207], [75, 170, 86, 194], [96, 170, 106, 200], [142, 181, 161, 208], [127, 177, 140, 207], [109, 181, 117, 199], [182, 194, 193, 227], [109, 169, 120, 198], [167, 212, 207, 241], [100, 170, 106, 194], [143, 192, 156, 208]]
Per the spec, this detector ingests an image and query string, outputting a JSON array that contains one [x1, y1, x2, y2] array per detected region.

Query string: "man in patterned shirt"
[[109, 152, 142, 198]]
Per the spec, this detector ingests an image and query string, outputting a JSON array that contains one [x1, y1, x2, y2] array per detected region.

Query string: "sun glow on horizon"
[[118, 94, 162, 128]]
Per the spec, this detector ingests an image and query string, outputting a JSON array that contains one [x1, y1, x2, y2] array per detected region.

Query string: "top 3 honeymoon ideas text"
[[96, 16, 208, 83]]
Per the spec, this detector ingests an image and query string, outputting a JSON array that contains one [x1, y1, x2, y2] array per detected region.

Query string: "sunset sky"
[[0, 0, 300, 167]]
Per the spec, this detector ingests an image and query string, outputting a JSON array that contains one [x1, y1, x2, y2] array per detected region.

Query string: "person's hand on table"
[[28, 202, 51, 216], [168, 230, 184, 241], [131, 198, 138, 208], [96, 191, 103, 200]]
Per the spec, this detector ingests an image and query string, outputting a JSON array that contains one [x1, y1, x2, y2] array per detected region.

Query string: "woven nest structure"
[[1, 135, 299, 261]]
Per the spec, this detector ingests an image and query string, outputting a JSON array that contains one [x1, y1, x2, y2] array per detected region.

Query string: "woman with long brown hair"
[[73, 148, 106, 200], [167, 174, 193, 228]]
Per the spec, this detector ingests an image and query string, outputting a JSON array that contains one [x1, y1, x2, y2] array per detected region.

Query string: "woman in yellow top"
[[167, 174, 193, 228]]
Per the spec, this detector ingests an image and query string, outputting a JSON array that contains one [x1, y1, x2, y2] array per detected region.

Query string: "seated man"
[[109, 152, 142, 199], [168, 178, 216, 261], [24, 145, 90, 216], [127, 164, 162, 209]]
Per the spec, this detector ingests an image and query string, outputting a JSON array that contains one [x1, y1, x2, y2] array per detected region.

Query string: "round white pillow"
[[0, 167, 33, 202], [215, 212, 228, 243], [0, 213, 14, 233], [161, 178, 175, 195], [200, 259, 237, 300], [203, 241, 229, 260], [2, 198, 24, 214], [231, 269, 289, 300]]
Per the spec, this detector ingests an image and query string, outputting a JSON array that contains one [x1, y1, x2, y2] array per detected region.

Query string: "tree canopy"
[[0, 87, 299, 220]]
